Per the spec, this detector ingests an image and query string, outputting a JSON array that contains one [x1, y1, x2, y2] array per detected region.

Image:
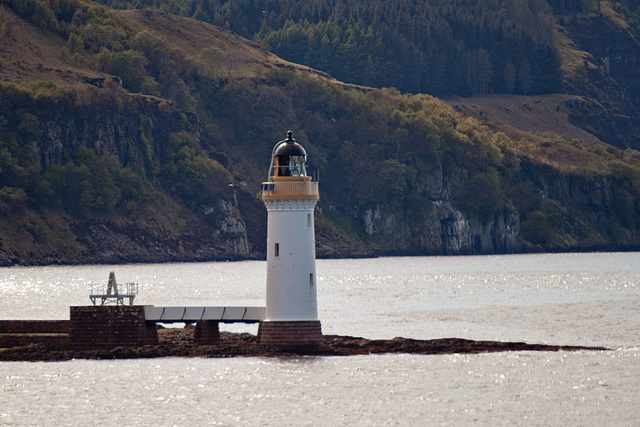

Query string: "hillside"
[[94, 0, 640, 149], [0, 0, 639, 266], [96, 0, 564, 97]]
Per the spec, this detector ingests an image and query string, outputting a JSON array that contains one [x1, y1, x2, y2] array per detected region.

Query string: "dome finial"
[[286, 130, 294, 142]]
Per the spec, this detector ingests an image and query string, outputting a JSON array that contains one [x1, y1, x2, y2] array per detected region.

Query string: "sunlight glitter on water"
[[0, 253, 639, 425]]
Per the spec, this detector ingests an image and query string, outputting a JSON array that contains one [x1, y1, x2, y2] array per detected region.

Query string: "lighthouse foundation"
[[258, 320, 322, 349]]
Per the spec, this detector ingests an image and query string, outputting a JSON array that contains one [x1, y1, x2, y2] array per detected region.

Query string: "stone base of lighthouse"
[[258, 321, 323, 349]]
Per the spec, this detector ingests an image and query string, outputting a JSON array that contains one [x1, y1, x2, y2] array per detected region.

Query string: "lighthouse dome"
[[269, 131, 308, 177], [274, 135, 307, 157]]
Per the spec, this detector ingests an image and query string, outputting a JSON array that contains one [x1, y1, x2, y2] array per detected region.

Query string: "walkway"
[[143, 306, 265, 323]]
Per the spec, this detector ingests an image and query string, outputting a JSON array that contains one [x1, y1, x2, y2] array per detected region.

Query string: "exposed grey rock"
[[214, 197, 250, 255]]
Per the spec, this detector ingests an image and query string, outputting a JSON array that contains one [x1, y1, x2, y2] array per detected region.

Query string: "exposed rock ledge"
[[0, 327, 606, 362]]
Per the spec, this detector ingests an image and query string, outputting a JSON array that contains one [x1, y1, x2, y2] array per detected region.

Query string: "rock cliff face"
[[360, 202, 520, 255], [208, 197, 251, 256], [525, 168, 612, 210], [358, 165, 522, 255], [346, 158, 636, 256], [0, 94, 254, 266], [34, 96, 199, 173], [519, 163, 624, 245]]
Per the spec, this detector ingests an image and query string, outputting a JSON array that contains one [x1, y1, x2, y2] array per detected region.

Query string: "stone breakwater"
[[0, 326, 606, 362]]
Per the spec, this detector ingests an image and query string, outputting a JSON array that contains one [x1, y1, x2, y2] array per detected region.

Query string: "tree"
[[518, 58, 532, 95], [17, 111, 40, 141], [504, 60, 516, 94], [469, 48, 493, 96], [67, 33, 84, 54], [108, 50, 147, 93]]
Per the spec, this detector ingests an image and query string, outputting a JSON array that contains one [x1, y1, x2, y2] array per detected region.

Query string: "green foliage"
[[0, 81, 167, 220], [41, 147, 155, 218], [608, 159, 640, 230], [140, 77, 161, 96], [254, 1, 563, 96], [66, 32, 84, 53], [115, 166, 151, 214], [0, 144, 28, 187], [519, 59, 533, 96], [0, 186, 28, 213], [456, 168, 504, 222], [6, 0, 63, 31], [3, 0, 195, 101], [520, 199, 569, 245], [169, 79, 197, 111], [80, 22, 127, 51], [377, 159, 413, 203], [161, 132, 232, 210], [16, 110, 40, 140], [131, 31, 177, 85], [520, 208, 554, 245], [139, 115, 156, 174], [108, 50, 147, 92], [43, 147, 122, 217]]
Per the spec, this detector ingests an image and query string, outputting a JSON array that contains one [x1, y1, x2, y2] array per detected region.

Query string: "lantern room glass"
[[272, 154, 307, 177]]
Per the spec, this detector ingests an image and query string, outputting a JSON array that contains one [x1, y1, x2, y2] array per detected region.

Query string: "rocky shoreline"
[[0, 327, 606, 362]]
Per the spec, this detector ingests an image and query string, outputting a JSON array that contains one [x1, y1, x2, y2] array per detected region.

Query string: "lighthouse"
[[257, 131, 322, 348]]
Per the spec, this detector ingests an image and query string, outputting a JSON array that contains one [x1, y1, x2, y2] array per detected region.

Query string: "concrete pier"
[[69, 306, 158, 348], [0, 320, 70, 348]]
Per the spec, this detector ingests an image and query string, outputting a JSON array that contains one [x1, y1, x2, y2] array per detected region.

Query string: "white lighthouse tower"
[[257, 131, 322, 348]]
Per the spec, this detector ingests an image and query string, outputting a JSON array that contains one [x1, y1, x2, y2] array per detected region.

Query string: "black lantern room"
[[268, 131, 308, 178]]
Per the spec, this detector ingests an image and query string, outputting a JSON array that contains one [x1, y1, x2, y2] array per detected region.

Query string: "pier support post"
[[194, 320, 220, 345]]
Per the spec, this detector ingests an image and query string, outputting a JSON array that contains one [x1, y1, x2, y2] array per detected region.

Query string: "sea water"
[[1, 253, 639, 425]]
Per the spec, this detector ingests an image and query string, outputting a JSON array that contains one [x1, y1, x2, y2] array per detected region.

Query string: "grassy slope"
[[119, 10, 342, 82], [0, 5, 104, 87], [444, 94, 604, 146]]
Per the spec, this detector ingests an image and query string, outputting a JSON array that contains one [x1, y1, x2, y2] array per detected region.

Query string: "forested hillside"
[[1, 0, 640, 266], [93, 0, 640, 150], [97, 0, 563, 97]]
